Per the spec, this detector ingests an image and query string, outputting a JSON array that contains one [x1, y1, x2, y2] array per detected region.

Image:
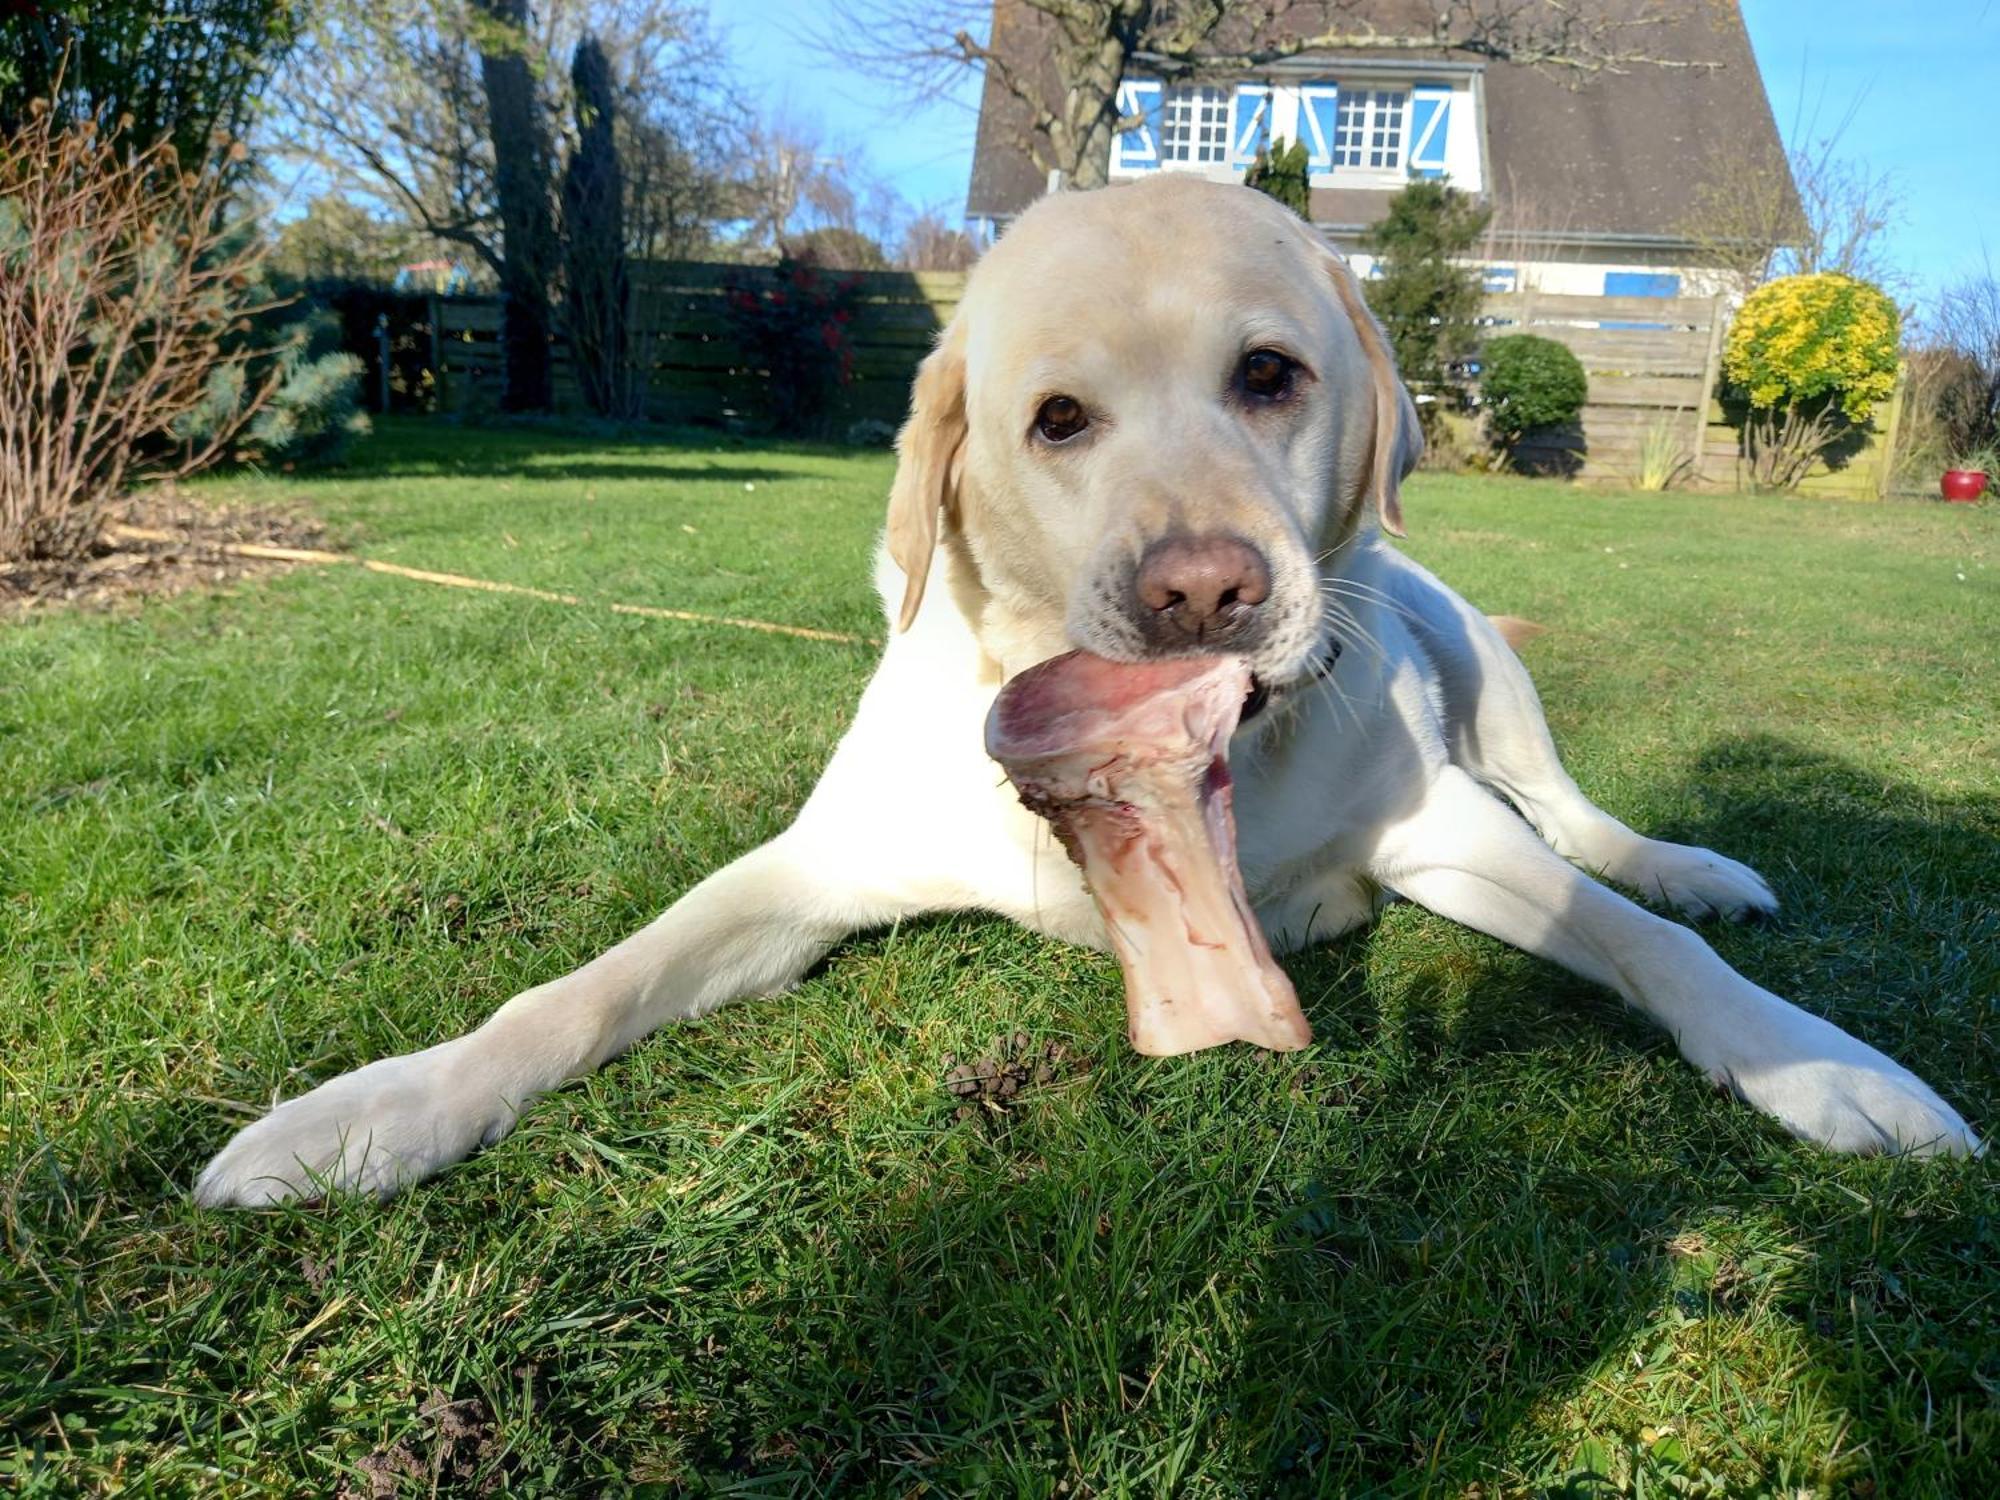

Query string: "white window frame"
[[1156, 84, 1233, 167], [1330, 86, 1409, 179]]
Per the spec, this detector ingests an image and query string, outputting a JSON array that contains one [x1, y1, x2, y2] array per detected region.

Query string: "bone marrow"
[[984, 650, 1311, 1056]]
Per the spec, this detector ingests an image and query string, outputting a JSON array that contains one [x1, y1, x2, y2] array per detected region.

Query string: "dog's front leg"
[[1370, 768, 1980, 1157], [194, 833, 921, 1206]]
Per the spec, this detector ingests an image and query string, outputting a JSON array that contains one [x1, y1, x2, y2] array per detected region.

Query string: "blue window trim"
[[1408, 83, 1452, 177], [1298, 84, 1341, 170], [1113, 79, 1166, 171], [1229, 84, 1273, 168]]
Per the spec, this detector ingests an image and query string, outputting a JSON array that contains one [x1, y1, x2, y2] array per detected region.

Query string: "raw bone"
[[985, 650, 1312, 1055]]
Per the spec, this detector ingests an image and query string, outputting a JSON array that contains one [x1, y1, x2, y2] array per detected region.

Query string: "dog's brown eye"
[[1035, 395, 1088, 443], [1241, 349, 1297, 402]]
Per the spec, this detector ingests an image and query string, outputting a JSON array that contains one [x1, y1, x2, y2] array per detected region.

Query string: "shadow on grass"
[[305, 417, 875, 487], [340, 460, 817, 486], [7, 737, 1992, 1492], [631, 732, 1996, 1492]]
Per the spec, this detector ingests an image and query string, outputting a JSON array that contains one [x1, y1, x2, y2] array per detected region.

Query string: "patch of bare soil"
[[0, 490, 331, 617], [942, 1031, 1081, 1122], [335, 1388, 503, 1498]]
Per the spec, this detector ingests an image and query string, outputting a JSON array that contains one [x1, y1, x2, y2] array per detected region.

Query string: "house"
[[393, 259, 475, 296], [964, 0, 1795, 301]]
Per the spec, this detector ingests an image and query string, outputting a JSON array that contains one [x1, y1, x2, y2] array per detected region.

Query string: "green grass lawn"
[[3, 419, 1996, 1496]]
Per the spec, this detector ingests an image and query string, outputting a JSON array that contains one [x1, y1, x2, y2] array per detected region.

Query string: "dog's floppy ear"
[[885, 318, 969, 631], [1322, 248, 1422, 537]]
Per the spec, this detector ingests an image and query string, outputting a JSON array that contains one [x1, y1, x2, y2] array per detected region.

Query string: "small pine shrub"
[[249, 308, 369, 465], [179, 295, 369, 467], [1244, 136, 1311, 218], [1362, 180, 1490, 399], [1480, 334, 1588, 444]]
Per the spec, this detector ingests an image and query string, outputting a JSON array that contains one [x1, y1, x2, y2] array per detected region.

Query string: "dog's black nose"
[[1133, 534, 1271, 649]]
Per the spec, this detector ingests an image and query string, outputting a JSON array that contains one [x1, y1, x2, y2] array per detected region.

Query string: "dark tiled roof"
[[966, 0, 1794, 246]]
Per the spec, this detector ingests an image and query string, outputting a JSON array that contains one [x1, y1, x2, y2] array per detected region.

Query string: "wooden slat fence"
[[435, 267, 1900, 495], [1482, 290, 1726, 485], [433, 262, 963, 427], [1483, 290, 1903, 496]]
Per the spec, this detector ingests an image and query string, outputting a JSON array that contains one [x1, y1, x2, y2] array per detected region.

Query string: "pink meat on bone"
[[984, 650, 1312, 1056]]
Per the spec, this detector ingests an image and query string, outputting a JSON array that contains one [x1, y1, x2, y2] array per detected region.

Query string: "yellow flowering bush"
[[1724, 273, 1900, 422]]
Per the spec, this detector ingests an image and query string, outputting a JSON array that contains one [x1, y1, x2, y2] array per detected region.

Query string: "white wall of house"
[[1330, 238, 1732, 304]]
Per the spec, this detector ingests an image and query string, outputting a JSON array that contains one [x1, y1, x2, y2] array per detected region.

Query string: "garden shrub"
[[0, 100, 300, 560], [722, 253, 862, 436], [1723, 272, 1899, 490], [1480, 333, 1588, 445], [844, 417, 898, 448], [1927, 273, 2000, 466], [177, 293, 369, 468]]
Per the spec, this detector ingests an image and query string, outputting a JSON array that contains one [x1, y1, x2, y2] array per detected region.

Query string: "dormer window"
[[1111, 73, 1477, 192], [1332, 88, 1407, 171]]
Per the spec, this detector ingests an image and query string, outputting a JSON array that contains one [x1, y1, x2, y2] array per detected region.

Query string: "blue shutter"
[[1229, 84, 1273, 167], [1408, 84, 1451, 177], [1113, 79, 1166, 172], [1298, 83, 1340, 170]]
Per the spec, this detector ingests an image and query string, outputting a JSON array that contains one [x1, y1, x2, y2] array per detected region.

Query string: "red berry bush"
[[722, 254, 862, 436]]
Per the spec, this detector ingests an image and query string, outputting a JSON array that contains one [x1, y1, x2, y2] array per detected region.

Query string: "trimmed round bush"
[[1723, 272, 1899, 423], [1480, 333, 1588, 443]]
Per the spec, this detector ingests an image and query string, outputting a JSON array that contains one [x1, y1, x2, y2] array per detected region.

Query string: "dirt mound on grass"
[[1, 490, 331, 617], [942, 1031, 1082, 1122]]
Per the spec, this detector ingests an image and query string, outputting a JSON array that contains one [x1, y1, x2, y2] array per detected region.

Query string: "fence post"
[[1875, 361, 1909, 501], [428, 294, 445, 411], [375, 314, 392, 414], [1690, 292, 1726, 484]]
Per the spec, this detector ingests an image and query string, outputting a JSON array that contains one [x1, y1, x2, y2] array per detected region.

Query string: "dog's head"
[[886, 175, 1420, 685]]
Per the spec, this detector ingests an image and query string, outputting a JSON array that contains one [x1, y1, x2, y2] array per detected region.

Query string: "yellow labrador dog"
[[196, 177, 1977, 1206]]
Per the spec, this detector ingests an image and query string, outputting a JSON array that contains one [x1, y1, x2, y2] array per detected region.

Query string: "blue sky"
[[728, 0, 1999, 311]]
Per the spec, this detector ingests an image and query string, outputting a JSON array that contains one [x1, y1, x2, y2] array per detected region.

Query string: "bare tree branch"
[[1677, 129, 1902, 302], [262, 0, 745, 276]]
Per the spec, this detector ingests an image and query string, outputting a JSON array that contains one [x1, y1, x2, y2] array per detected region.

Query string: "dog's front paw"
[[193, 1041, 517, 1207], [1710, 1005, 1981, 1158], [1615, 839, 1778, 922]]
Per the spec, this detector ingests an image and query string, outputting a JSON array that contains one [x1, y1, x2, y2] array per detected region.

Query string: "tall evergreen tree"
[[471, 0, 558, 412], [562, 33, 631, 417], [1361, 180, 1490, 401]]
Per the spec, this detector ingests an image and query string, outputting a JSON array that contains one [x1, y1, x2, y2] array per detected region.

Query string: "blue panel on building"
[[1603, 271, 1682, 298], [1601, 271, 1682, 329]]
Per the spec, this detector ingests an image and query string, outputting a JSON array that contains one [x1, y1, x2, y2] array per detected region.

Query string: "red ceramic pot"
[[1942, 469, 1989, 502]]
